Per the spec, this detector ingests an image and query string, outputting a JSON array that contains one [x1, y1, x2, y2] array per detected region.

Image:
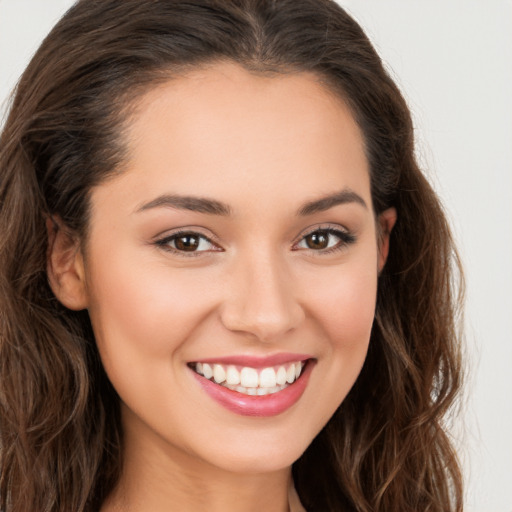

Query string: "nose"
[[219, 249, 305, 342]]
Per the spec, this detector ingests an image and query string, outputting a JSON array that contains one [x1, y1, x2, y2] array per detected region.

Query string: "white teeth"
[[202, 363, 213, 379], [225, 365, 240, 385], [240, 367, 259, 388], [192, 360, 308, 393], [259, 367, 277, 388], [286, 365, 295, 383], [276, 366, 287, 386], [213, 364, 226, 384]]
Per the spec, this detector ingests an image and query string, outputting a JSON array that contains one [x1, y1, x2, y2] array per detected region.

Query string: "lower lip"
[[191, 360, 315, 417]]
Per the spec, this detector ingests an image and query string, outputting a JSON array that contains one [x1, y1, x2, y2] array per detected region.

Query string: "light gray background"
[[1, 1, 511, 511]]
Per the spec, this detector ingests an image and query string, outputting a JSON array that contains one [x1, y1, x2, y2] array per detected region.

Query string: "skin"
[[48, 62, 396, 512]]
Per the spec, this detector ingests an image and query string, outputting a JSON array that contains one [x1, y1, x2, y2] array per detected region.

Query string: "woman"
[[0, 1, 464, 511]]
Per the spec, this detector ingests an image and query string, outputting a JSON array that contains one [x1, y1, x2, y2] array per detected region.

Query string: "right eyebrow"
[[135, 194, 232, 216]]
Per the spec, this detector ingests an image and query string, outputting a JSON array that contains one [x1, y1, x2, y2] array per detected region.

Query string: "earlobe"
[[377, 207, 397, 273], [46, 217, 88, 310]]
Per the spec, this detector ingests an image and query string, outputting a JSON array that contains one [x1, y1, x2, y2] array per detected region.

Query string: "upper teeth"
[[194, 361, 305, 388]]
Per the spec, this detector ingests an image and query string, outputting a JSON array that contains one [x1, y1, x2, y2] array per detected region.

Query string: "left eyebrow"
[[297, 189, 368, 216]]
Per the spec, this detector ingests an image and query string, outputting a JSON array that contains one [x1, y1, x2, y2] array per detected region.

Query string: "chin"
[[195, 426, 316, 475]]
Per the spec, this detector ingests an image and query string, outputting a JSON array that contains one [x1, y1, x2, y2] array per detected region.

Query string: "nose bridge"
[[220, 245, 304, 341]]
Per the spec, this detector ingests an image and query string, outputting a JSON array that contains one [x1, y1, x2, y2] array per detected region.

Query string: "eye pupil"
[[175, 235, 200, 251], [306, 231, 329, 250]]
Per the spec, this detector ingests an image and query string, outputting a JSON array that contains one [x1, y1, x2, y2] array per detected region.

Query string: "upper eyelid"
[[153, 223, 354, 250], [154, 227, 220, 244], [154, 230, 223, 255], [293, 224, 351, 243]]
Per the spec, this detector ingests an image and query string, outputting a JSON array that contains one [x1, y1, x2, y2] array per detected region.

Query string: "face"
[[52, 62, 395, 476]]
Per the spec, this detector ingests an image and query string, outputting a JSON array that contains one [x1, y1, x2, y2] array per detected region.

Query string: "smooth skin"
[[48, 62, 396, 512]]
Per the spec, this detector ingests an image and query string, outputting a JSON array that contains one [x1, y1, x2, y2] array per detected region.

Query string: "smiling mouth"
[[189, 360, 307, 396]]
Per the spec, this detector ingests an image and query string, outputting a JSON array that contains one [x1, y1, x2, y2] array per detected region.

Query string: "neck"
[[101, 410, 293, 512]]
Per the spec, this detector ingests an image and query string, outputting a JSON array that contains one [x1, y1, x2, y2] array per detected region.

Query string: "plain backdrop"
[[1, 1, 511, 511]]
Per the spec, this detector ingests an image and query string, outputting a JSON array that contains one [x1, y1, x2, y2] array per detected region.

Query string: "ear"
[[46, 217, 88, 310], [377, 207, 397, 273]]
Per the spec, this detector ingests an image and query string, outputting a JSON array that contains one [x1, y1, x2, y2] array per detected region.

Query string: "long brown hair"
[[0, 1, 464, 510]]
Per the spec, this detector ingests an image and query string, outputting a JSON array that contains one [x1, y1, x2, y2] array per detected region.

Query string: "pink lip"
[[191, 359, 315, 417], [194, 352, 312, 368]]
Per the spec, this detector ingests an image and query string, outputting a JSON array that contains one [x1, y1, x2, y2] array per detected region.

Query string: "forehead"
[[101, 61, 370, 214]]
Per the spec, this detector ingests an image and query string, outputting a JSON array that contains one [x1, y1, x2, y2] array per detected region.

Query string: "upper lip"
[[190, 352, 313, 368]]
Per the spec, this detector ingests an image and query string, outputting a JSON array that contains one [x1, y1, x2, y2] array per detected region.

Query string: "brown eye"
[[295, 227, 356, 253], [304, 231, 330, 250], [157, 232, 217, 254], [174, 234, 201, 252]]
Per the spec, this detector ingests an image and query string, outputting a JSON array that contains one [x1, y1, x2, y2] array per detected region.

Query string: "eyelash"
[[293, 227, 356, 255], [154, 229, 221, 257], [155, 226, 356, 257]]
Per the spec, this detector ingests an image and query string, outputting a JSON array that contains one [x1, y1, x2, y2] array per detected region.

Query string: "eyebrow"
[[297, 189, 368, 216], [136, 188, 367, 216], [136, 194, 232, 216]]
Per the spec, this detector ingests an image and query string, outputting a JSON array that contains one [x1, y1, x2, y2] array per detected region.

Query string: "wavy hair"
[[0, 1, 464, 510]]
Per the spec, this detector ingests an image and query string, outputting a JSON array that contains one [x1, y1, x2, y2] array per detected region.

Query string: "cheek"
[[288, 254, 378, 436], [303, 253, 377, 387], [85, 249, 219, 365], [84, 252, 225, 437], [306, 261, 378, 350]]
